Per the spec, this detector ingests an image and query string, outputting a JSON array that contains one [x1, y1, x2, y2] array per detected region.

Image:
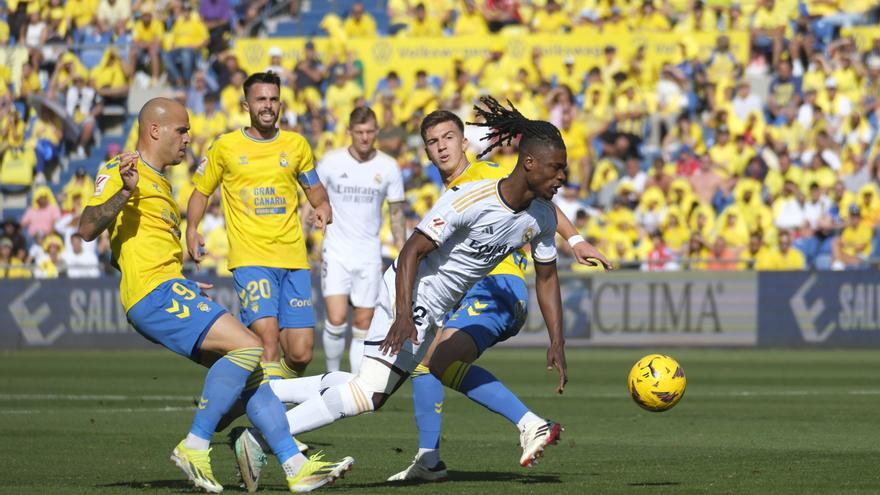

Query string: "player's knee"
[[352, 312, 372, 331], [326, 314, 347, 327], [285, 347, 313, 367]]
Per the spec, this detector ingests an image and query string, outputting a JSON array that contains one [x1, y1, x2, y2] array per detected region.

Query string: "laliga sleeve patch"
[[195, 156, 207, 176], [423, 214, 447, 241], [94, 175, 111, 196]]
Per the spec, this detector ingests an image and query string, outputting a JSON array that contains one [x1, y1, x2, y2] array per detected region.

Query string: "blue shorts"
[[444, 274, 529, 355], [127, 279, 228, 361], [233, 266, 316, 330]]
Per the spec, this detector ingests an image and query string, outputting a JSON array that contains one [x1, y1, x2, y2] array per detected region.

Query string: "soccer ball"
[[627, 354, 686, 412]]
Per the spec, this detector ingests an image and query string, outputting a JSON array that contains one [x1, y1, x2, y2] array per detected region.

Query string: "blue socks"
[[412, 364, 444, 450], [243, 367, 300, 464], [441, 361, 528, 425], [190, 347, 263, 442]]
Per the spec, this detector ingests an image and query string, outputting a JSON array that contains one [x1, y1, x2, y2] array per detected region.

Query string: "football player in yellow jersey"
[[387, 110, 610, 481], [78, 98, 352, 493], [188, 72, 332, 384]]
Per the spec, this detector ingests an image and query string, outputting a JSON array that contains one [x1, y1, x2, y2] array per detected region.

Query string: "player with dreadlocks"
[[231, 97, 572, 483], [385, 104, 612, 481]]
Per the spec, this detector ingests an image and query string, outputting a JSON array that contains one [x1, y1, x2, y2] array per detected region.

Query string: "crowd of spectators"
[[2, 0, 880, 278]]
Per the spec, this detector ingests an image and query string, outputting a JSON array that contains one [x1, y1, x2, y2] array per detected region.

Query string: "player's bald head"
[[136, 97, 191, 166], [138, 97, 186, 132]]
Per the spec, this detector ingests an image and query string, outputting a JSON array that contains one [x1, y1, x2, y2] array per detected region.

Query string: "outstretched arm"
[[534, 260, 567, 394], [379, 231, 437, 355], [554, 204, 612, 270]]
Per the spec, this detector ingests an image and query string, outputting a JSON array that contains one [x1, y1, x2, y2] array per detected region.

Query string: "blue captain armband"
[[298, 169, 321, 188]]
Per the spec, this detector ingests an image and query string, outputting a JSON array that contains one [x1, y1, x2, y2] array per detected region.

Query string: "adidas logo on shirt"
[[483, 226, 494, 235], [340, 172, 348, 179]]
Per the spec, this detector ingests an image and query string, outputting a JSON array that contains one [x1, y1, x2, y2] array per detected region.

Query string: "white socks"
[[323, 321, 347, 372], [281, 453, 308, 477], [349, 327, 367, 374], [285, 381, 373, 436], [269, 371, 353, 404], [417, 448, 440, 468], [184, 432, 210, 450], [516, 411, 543, 433]]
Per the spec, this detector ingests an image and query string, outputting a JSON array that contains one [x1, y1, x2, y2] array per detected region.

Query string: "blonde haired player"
[[317, 106, 406, 374]]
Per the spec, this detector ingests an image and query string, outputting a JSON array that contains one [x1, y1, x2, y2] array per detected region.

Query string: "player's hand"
[[195, 281, 214, 300], [186, 228, 206, 264], [118, 152, 139, 192], [313, 203, 332, 231], [571, 241, 613, 270], [380, 317, 418, 356], [546, 340, 568, 395]]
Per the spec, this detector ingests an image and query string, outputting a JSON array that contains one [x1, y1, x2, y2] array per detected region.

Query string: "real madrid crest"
[[280, 152, 289, 168], [522, 227, 534, 243], [374, 173, 382, 185]]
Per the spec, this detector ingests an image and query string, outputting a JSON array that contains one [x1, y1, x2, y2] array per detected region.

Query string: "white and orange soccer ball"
[[627, 354, 686, 412]]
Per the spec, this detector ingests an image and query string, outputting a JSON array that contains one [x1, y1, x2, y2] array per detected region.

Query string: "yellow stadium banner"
[[841, 26, 880, 54], [234, 31, 748, 99]]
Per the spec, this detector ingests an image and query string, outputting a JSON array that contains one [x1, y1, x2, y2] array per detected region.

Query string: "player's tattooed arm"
[[79, 189, 130, 241], [380, 231, 437, 356], [78, 153, 139, 241], [388, 201, 407, 251], [534, 260, 567, 395]]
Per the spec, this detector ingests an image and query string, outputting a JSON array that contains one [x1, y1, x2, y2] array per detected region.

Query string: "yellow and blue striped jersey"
[[88, 155, 183, 311], [194, 129, 317, 270], [447, 160, 528, 280]]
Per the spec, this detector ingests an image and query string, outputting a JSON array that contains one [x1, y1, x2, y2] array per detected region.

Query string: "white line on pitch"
[[0, 394, 194, 401], [0, 406, 194, 415], [2, 390, 880, 403]]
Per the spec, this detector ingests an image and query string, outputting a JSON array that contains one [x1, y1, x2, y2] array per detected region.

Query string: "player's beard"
[[252, 109, 278, 133]]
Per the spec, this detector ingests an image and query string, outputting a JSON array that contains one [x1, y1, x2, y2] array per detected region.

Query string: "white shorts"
[[321, 255, 382, 308], [362, 266, 437, 374]]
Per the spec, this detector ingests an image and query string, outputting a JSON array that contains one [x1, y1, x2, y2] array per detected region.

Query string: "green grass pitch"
[[1, 348, 878, 494]]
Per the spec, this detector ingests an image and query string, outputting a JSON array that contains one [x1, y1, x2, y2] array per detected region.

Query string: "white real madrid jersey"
[[318, 148, 405, 263], [409, 179, 558, 322]]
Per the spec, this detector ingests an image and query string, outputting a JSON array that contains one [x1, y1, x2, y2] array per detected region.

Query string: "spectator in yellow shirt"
[[190, 94, 228, 158], [406, 3, 442, 37], [635, 1, 671, 31], [63, 0, 98, 34], [130, 9, 164, 83], [755, 230, 807, 270], [344, 2, 378, 38], [530, 0, 571, 33], [0, 237, 31, 279], [832, 205, 873, 268], [162, 1, 209, 87], [61, 167, 95, 212], [453, 0, 488, 36], [324, 66, 364, 127]]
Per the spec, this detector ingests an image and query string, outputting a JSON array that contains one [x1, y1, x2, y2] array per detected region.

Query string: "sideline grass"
[[1, 348, 878, 494]]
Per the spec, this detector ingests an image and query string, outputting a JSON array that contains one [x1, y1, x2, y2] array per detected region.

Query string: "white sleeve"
[[530, 214, 558, 264], [414, 186, 468, 246], [316, 157, 330, 186], [386, 162, 405, 203]]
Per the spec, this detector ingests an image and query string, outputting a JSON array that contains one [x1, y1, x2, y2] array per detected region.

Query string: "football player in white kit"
[[317, 107, 407, 374], [233, 97, 571, 484]]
